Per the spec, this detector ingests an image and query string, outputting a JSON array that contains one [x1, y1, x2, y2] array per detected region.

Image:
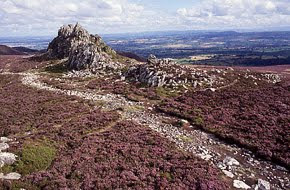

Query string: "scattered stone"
[[0, 143, 9, 152], [199, 154, 213, 161], [223, 156, 240, 166], [222, 170, 234, 178], [276, 165, 287, 172], [147, 54, 158, 64], [0, 152, 17, 165], [0, 137, 11, 143], [0, 160, 4, 168], [179, 119, 191, 128], [255, 179, 271, 190], [233, 180, 251, 189], [262, 73, 281, 83], [217, 162, 227, 170], [0, 172, 21, 180]]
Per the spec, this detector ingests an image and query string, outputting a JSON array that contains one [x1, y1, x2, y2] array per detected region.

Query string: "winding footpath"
[[1, 71, 289, 190]]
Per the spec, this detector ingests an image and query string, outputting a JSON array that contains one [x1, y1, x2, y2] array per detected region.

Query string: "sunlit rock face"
[[47, 23, 116, 71]]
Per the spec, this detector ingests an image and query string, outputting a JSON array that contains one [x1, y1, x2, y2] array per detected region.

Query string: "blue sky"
[[1, 0, 290, 37]]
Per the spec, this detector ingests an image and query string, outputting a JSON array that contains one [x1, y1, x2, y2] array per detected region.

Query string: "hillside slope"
[[0, 45, 26, 55]]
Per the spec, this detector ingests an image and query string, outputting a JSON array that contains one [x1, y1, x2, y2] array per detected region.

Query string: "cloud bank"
[[177, 0, 290, 30], [0, 0, 152, 36], [0, 0, 290, 36]]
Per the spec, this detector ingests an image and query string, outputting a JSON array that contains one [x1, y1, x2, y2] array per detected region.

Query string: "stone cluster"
[[0, 137, 21, 180], [17, 71, 285, 190], [124, 54, 224, 88], [47, 23, 118, 71], [261, 73, 281, 83]]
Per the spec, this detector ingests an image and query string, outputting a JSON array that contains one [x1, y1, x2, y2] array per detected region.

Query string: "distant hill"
[[0, 45, 40, 55], [0, 45, 26, 55], [12, 46, 39, 54]]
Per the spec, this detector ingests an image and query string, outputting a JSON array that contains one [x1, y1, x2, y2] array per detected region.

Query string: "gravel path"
[[1, 71, 289, 189]]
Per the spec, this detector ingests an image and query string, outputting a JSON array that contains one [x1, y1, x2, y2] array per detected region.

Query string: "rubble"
[[233, 180, 251, 189], [255, 179, 271, 190], [124, 54, 226, 88], [0, 143, 9, 152], [0, 137, 11, 143], [0, 152, 17, 166], [222, 170, 234, 178], [223, 156, 240, 166], [262, 73, 281, 83], [0, 172, 21, 180]]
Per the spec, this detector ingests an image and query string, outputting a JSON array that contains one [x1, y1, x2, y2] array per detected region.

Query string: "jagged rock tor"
[[47, 23, 117, 71]]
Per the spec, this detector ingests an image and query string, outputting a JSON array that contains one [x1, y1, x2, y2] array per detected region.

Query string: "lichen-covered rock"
[[124, 55, 182, 87], [0, 137, 11, 143], [0, 152, 17, 165], [0, 172, 21, 180], [147, 54, 159, 64], [0, 143, 9, 152], [47, 23, 117, 71], [255, 179, 271, 190], [223, 156, 240, 166], [233, 180, 251, 189]]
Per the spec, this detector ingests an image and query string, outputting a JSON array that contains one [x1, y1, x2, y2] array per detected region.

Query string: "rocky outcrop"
[[124, 54, 225, 88], [47, 23, 117, 71], [124, 55, 175, 87]]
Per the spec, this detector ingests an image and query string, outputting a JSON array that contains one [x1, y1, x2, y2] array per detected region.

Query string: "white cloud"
[[0, 0, 290, 36], [0, 0, 152, 36], [176, 0, 290, 29], [178, 0, 290, 17]]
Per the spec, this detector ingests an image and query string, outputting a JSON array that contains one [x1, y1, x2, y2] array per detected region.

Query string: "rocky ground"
[[0, 55, 289, 190], [0, 24, 289, 190]]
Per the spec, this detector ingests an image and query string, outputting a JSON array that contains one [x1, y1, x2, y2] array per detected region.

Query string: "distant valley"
[[1, 30, 290, 66]]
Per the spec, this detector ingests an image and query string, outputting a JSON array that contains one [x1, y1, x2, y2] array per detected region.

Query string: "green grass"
[[178, 135, 193, 143], [160, 171, 174, 181], [11, 181, 39, 190], [156, 87, 178, 98], [124, 105, 145, 112], [194, 116, 204, 126], [14, 142, 57, 175], [0, 165, 14, 174], [44, 61, 68, 74], [0, 142, 57, 189]]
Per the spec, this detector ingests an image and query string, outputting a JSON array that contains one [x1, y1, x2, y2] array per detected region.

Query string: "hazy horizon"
[[1, 0, 290, 37], [1, 27, 290, 38]]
